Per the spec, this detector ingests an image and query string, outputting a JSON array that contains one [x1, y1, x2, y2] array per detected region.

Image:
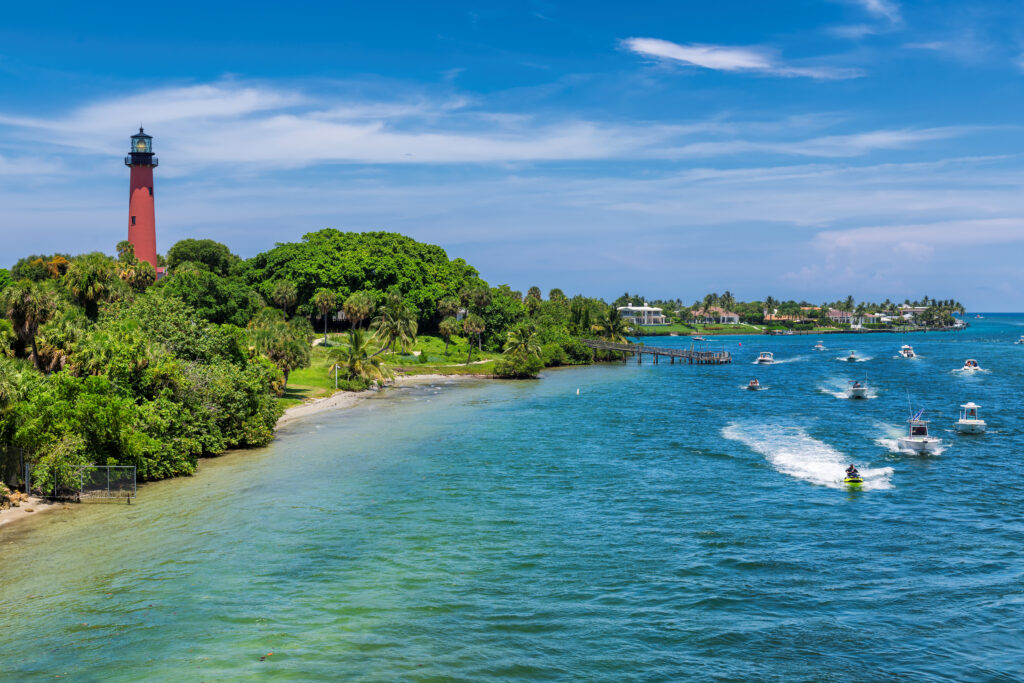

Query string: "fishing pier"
[[582, 340, 732, 365]]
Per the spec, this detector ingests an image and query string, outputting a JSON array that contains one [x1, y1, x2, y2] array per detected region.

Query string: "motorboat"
[[813, 340, 826, 351], [848, 380, 868, 399], [747, 379, 764, 391], [961, 359, 981, 372], [899, 345, 916, 358], [844, 350, 858, 362], [692, 335, 705, 341], [897, 412, 942, 454], [755, 351, 775, 364], [955, 402, 987, 434], [1015, 335, 1024, 345]]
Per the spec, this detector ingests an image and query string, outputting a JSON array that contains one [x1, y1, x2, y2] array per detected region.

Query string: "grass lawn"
[[637, 323, 763, 335]]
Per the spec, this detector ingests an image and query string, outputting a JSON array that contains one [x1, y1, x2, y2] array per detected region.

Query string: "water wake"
[[723, 423, 893, 489], [834, 355, 872, 362], [875, 423, 948, 455], [818, 378, 878, 399]]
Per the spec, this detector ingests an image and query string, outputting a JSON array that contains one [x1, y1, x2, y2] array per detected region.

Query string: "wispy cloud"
[[1, 80, 966, 173], [621, 38, 863, 80], [852, 0, 902, 24]]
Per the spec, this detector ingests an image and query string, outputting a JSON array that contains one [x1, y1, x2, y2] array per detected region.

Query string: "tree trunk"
[[30, 337, 41, 372], [444, 336, 450, 355], [283, 368, 290, 390], [477, 333, 482, 352], [467, 344, 472, 365], [324, 315, 328, 345]]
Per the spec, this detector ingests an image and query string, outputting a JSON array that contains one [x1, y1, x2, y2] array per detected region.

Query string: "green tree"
[[249, 313, 311, 391], [2, 280, 58, 369], [592, 307, 628, 343], [326, 328, 392, 386], [272, 280, 298, 318], [63, 253, 117, 319], [167, 239, 238, 276], [372, 291, 418, 354], [437, 296, 460, 320], [439, 316, 460, 356], [343, 290, 375, 329], [311, 288, 337, 345], [462, 314, 485, 364]]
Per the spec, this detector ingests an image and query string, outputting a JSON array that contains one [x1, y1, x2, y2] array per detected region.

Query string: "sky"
[[1, 1, 1024, 309]]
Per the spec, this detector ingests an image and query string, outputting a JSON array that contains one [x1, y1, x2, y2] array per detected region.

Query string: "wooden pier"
[[582, 339, 732, 365]]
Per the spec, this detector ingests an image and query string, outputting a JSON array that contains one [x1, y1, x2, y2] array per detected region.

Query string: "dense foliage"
[[246, 229, 484, 324]]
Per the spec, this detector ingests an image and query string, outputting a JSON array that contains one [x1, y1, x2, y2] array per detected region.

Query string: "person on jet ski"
[[846, 464, 860, 478]]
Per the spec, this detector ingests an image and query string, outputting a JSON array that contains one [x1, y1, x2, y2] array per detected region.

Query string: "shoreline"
[[0, 373, 491, 533]]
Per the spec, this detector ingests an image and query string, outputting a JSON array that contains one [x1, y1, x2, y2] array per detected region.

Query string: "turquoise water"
[[2, 316, 1024, 680]]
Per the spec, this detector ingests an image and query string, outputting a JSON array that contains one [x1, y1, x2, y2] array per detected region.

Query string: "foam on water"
[[722, 422, 893, 490], [875, 422, 948, 455], [818, 378, 878, 399], [834, 354, 872, 362]]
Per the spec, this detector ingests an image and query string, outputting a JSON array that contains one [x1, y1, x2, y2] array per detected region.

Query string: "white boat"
[[747, 379, 764, 391], [692, 335, 705, 341], [812, 340, 826, 351], [961, 359, 981, 372], [844, 350, 858, 362], [955, 402, 987, 434], [755, 351, 775, 364], [848, 380, 868, 399], [899, 345, 916, 358], [1015, 336, 1024, 345], [897, 413, 942, 454]]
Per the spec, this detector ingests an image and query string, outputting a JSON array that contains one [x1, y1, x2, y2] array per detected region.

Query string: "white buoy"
[[576, 388, 580, 395]]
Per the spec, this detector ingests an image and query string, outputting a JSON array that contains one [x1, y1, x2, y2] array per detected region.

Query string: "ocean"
[[2, 315, 1023, 680]]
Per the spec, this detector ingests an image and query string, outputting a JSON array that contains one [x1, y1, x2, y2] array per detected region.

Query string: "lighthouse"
[[124, 127, 160, 271]]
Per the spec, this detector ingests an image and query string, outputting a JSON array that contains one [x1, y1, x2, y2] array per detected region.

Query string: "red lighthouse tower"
[[125, 128, 160, 271]]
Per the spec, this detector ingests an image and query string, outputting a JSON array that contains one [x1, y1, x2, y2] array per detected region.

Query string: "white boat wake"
[[835, 355, 872, 362], [818, 379, 878, 400], [723, 423, 893, 490], [875, 423, 948, 455]]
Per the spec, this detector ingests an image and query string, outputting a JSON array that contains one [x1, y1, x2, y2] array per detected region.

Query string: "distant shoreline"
[[636, 325, 965, 337]]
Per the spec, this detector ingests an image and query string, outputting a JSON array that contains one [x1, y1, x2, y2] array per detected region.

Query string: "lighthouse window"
[[131, 216, 136, 225], [148, 187, 153, 196]]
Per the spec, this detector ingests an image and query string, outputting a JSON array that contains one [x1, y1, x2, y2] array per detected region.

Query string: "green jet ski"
[[844, 467, 863, 486]]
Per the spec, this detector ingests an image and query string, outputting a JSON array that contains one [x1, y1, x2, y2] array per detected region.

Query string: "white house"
[[618, 303, 667, 325], [827, 308, 853, 325]]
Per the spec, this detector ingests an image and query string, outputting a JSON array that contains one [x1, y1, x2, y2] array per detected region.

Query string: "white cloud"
[[1, 81, 967, 173], [851, 0, 901, 24], [621, 38, 863, 80]]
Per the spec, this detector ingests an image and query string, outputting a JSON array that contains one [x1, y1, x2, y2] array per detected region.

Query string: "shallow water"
[[2, 316, 1024, 680]]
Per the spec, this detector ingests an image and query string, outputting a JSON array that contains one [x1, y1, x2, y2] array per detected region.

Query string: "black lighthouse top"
[[125, 127, 159, 168]]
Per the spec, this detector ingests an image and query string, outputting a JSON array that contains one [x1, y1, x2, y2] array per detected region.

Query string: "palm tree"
[[464, 286, 491, 314], [372, 292, 418, 354], [504, 324, 541, 360], [702, 294, 715, 325], [249, 316, 311, 391], [116, 240, 137, 264], [311, 288, 337, 345], [326, 328, 393, 387], [0, 320, 15, 358], [63, 253, 116, 319], [437, 296, 460, 320], [35, 309, 87, 373], [272, 281, 298, 318], [2, 280, 57, 370], [462, 314, 485, 364], [592, 307, 628, 343], [844, 295, 855, 311], [439, 316, 459, 356], [720, 291, 736, 314], [343, 290, 375, 329], [117, 259, 155, 292]]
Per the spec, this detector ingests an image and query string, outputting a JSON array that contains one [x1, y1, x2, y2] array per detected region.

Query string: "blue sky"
[[2, 1, 1024, 308]]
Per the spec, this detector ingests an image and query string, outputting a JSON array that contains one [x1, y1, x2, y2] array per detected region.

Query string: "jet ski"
[[843, 475, 863, 486]]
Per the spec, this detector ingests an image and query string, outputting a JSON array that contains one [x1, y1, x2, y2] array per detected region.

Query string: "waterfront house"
[[618, 303, 667, 325], [692, 306, 740, 324]]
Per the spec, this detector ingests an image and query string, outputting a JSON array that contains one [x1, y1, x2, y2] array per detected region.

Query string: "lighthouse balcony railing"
[[125, 154, 158, 167]]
